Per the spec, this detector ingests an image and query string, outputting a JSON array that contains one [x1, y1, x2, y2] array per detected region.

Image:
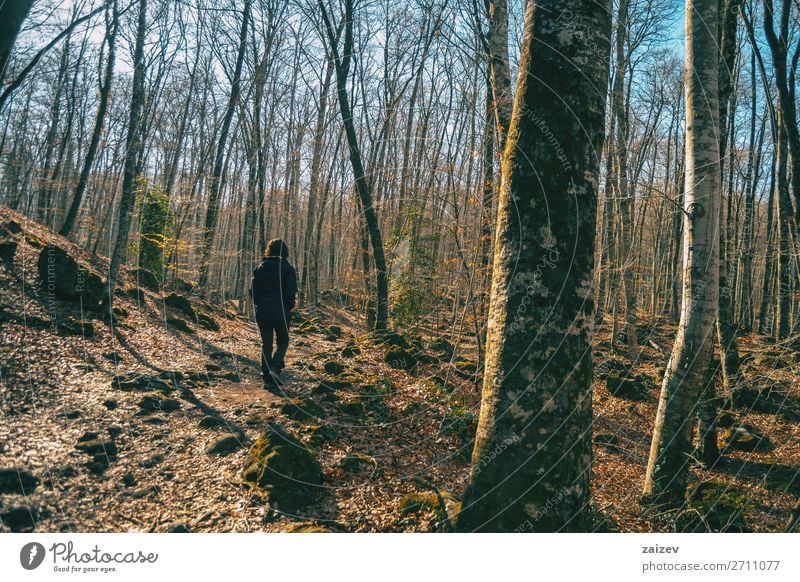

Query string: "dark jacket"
[[251, 256, 297, 322]]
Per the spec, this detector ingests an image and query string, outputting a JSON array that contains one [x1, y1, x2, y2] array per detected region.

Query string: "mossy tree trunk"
[[456, 0, 611, 532], [643, 0, 720, 505]]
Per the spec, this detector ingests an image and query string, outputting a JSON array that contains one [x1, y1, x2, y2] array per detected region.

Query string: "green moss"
[[137, 391, 181, 413], [323, 360, 345, 375], [384, 346, 417, 371], [339, 453, 374, 473], [684, 481, 749, 532], [242, 422, 322, 512], [442, 406, 477, 441], [165, 293, 196, 318], [277, 397, 325, 422], [398, 491, 446, 520]]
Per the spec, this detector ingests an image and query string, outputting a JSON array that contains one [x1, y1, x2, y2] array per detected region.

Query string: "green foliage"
[[389, 205, 440, 327], [136, 181, 172, 281]]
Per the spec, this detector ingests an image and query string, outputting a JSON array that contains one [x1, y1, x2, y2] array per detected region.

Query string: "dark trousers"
[[257, 319, 290, 376]]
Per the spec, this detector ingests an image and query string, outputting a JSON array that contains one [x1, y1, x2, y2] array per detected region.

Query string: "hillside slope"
[[0, 204, 799, 532]]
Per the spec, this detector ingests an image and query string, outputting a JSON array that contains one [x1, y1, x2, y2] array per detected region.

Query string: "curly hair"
[[265, 238, 289, 259]]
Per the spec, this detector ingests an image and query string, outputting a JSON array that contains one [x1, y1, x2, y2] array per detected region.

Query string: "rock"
[[327, 325, 343, 338], [132, 267, 160, 292], [196, 312, 220, 331], [113, 372, 172, 393], [242, 422, 323, 512], [604, 372, 650, 401], [0, 238, 17, 263], [339, 396, 364, 416], [164, 293, 196, 318], [58, 318, 94, 337], [339, 453, 374, 474], [398, 491, 446, 519], [159, 370, 184, 382], [167, 523, 190, 533], [199, 415, 224, 429], [75, 438, 118, 457], [375, 331, 410, 349], [121, 473, 137, 487], [724, 425, 775, 452], [340, 342, 361, 358], [323, 360, 345, 375], [2, 219, 21, 234], [452, 357, 478, 379], [137, 392, 181, 413], [37, 245, 104, 310], [277, 397, 325, 422], [166, 317, 194, 333], [384, 346, 418, 371], [0, 506, 37, 532], [428, 337, 455, 359], [684, 481, 748, 532], [222, 372, 242, 382], [307, 424, 337, 446], [206, 433, 244, 455], [140, 454, 164, 469], [56, 408, 82, 420], [77, 431, 101, 442], [0, 468, 39, 495], [103, 399, 119, 410], [126, 287, 146, 302], [107, 425, 124, 438], [204, 363, 222, 372], [23, 231, 46, 248], [141, 415, 169, 425]]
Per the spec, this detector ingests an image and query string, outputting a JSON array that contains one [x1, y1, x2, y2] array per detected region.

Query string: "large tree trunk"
[[643, 0, 720, 505], [456, 0, 611, 532], [107, 0, 147, 307], [0, 0, 35, 80]]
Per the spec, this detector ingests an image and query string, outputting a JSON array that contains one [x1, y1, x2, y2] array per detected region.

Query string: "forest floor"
[[1, 204, 799, 533]]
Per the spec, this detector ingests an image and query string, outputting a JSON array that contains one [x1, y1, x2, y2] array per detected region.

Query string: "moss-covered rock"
[[196, 312, 220, 331], [37, 245, 104, 310], [339, 453, 374, 474], [24, 232, 47, 248], [452, 357, 478, 379], [206, 433, 244, 455], [683, 481, 749, 532], [604, 371, 650, 401], [307, 424, 337, 446], [113, 372, 172, 393], [339, 395, 365, 416], [428, 337, 455, 359], [58, 318, 95, 338], [137, 392, 181, 413], [276, 397, 325, 422], [323, 360, 345, 375], [166, 317, 194, 334], [340, 341, 361, 358], [242, 422, 323, 512], [442, 406, 477, 442], [132, 267, 160, 292], [0, 238, 17, 263], [723, 425, 774, 452], [164, 293, 196, 318], [398, 491, 448, 521], [385, 346, 417, 371]]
